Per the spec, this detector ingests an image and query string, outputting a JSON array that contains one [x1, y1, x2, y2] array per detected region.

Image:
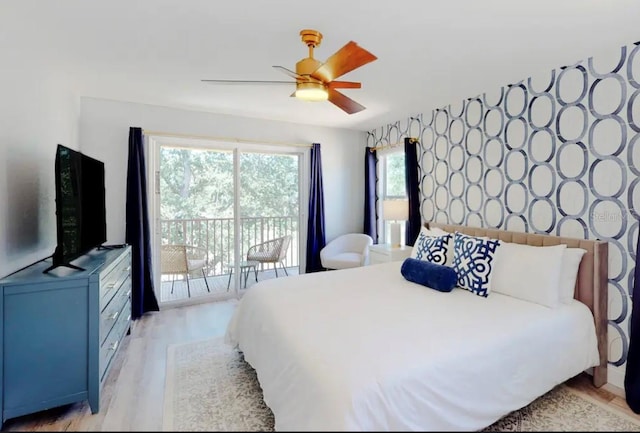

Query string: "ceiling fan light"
[[295, 82, 328, 101]]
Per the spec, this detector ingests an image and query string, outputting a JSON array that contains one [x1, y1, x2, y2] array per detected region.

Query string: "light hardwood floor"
[[2, 299, 640, 431]]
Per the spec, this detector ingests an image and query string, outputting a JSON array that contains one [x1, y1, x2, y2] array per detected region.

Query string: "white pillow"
[[558, 248, 587, 304], [410, 226, 451, 259], [491, 241, 567, 308]]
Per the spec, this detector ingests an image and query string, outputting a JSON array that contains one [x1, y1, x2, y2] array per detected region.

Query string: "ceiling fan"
[[201, 29, 377, 114]]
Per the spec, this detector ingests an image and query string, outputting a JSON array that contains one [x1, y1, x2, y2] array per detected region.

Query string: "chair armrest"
[[246, 243, 263, 256], [360, 246, 370, 265], [185, 245, 207, 254], [247, 241, 271, 259], [247, 237, 283, 256], [185, 245, 208, 261]]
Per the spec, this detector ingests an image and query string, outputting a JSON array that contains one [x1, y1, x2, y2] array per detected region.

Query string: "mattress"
[[225, 261, 600, 431]]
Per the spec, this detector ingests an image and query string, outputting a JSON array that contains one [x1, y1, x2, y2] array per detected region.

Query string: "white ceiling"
[[2, 0, 640, 131]]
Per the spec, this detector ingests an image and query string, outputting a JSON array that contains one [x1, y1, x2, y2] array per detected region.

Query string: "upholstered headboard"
[[426, 222, 609, 388]]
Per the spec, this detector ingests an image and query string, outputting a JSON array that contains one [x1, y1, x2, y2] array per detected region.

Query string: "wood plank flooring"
[[2, 299, 640, 431]]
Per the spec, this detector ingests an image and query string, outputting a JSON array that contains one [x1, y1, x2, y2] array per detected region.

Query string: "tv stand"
[[42, 262, 86, 274], [97, 244, 127, 251]]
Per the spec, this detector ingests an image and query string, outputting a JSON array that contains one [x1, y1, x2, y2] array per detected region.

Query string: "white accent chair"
[[320, 233, 373, 270]]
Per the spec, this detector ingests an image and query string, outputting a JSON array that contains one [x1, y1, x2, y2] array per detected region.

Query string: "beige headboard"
[[426, 222, 609, 388]]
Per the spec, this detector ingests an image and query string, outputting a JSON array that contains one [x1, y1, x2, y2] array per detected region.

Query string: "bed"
[[225, 223, 608, 431]]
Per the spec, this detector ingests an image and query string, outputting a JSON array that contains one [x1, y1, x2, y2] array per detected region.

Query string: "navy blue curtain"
[[404, 137, 421, 246], [305, 143, 326, 273], [126, 127, 159, 319], [625, 230, 640, 412], [364, 148, 378, 243]]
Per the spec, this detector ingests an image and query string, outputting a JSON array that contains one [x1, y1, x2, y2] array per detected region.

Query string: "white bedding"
[[225, 261, 600, 431]]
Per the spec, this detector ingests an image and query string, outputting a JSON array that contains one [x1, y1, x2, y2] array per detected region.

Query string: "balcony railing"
[[160, 216, 299, 276]]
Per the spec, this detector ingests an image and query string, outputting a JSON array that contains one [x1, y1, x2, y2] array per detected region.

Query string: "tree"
[[159, 147, 300, 268], [239, 152, 298, 217], [160, 148, 235, 220], [160, 148, 299, 219], [385, 153, 406, 197]]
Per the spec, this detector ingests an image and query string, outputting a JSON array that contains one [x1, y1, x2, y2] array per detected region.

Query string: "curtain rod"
[[142, 130, 313, 148], [368, 137, 419, 152]]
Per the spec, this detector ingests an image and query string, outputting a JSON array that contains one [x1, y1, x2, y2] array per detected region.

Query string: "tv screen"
[[49, 144, 107, 271]]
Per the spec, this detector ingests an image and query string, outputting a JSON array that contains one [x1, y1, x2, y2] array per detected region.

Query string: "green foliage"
[[160, 148, 234, 219], [159, 147, 299, 220], [385, 153, 406, 197], [240, 152, 298, 217]]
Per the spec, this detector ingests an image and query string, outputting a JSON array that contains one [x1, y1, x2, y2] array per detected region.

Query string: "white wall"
[[79, 97, 365, 247], [0, 69, 80, 278]]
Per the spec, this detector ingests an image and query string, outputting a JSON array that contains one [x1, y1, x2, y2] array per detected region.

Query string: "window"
[[378, 148, 407, 245], [383, 152, 406, 198]]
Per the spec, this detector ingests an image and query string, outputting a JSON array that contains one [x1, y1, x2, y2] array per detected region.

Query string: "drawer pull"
[[109, 340, 119, 351], [110, 311, 119, 320], [125, 266, 131, 272], [106, 282, 116, 289], [127, 314, 131, 321], [125, 289, 132, 298]]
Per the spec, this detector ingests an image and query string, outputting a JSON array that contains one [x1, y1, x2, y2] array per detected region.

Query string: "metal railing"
[[160, 216, 299, 275]]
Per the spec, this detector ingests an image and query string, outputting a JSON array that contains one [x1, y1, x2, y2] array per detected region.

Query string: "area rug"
[[163, 337, 640, 431]]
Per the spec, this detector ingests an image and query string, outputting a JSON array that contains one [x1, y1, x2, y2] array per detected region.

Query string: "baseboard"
[[603, 382, 625, 398], [609, 367, 626, 395], [585, 366, 626, 398]]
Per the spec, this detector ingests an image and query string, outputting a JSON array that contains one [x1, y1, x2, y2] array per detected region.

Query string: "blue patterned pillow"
[[452, 232, 500, 297], [414, 233, 453, 266]]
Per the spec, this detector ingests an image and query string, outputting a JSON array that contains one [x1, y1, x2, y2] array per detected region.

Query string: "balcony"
[[159, 216, 299, 302]]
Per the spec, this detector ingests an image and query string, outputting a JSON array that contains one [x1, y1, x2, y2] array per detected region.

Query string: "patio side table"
[[226, 260, 259, 290]]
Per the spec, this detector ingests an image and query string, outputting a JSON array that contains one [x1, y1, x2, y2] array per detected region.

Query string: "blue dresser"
[[0, 246, 132, 424]]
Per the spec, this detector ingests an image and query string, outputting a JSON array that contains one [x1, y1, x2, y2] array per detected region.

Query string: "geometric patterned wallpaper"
[[367, 41, 640, 387]]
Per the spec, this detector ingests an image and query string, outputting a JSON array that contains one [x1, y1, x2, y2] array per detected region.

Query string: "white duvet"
[[225, 261, 600, 431]]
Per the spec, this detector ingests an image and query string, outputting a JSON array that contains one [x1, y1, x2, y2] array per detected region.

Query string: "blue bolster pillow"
[[400, 258, 457, 292]]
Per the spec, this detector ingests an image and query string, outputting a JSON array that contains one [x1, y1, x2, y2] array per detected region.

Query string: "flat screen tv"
[[45, 144, 107, 273]]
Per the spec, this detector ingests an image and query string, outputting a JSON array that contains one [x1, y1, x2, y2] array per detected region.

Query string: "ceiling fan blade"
[[328, 81, 361, 89], [328, 88, 366, 114], [272, 65, 308, 80], [311, 41, 377, 82], [201, 79, 294, 85]]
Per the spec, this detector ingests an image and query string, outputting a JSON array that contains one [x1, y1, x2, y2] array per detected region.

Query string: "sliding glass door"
[[239, 151, 300, 283], [155, 146, 237, 303], [147, 136, 304, 308]]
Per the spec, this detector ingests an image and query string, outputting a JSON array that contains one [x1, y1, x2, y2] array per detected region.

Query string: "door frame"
[[146, 134, 308, 309]]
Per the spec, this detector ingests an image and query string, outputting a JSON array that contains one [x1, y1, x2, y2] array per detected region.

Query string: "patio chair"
[[160, 244, 210, 296], [246, 235, 292, 277]]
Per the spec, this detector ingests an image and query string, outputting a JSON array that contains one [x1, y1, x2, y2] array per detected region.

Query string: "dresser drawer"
[[99, 279, 131, 343], [100, 250, 130, 288], [99, 298, 131, 382], [99, 254, 131, 312]]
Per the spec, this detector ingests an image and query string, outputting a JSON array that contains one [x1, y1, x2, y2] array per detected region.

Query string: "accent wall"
[[368, 41, 640, 388]]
